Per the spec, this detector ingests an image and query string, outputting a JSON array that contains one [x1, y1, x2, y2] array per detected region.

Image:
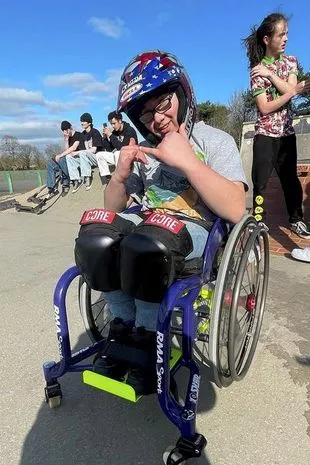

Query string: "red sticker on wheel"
[[144, 212, 184, 234], [80, 209, 116, 225]]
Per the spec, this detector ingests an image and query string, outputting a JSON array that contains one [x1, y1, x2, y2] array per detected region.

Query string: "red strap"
[[80, 209, 116, 225], [144, 212, 185, 234]]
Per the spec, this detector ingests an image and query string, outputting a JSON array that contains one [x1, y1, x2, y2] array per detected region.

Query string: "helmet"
[[117, 50, 196, 145]]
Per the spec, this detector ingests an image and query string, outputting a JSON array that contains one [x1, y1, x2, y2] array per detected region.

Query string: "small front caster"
[[163, 445, 186, 465], [163, 434, 207, 464], [44, 381, 62, 409], [47, 395, 61, 409]]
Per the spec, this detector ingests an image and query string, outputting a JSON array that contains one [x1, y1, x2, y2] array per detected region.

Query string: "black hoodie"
[[109, 121, 138, 150]]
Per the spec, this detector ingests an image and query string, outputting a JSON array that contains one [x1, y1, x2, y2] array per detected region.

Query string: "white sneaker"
[[291, 247, 310, 262]]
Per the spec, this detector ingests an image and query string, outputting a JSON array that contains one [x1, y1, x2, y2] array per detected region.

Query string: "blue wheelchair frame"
[[43, 215, 230, 461]]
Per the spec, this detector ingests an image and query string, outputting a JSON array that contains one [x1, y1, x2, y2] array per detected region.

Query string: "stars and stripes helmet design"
[[117, 50, 197, 145]]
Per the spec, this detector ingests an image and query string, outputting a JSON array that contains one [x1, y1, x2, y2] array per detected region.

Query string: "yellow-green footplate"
[[83, 347, 182, 402]]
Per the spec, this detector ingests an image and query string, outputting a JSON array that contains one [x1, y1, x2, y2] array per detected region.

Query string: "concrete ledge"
[[264, 165, 310, 256]]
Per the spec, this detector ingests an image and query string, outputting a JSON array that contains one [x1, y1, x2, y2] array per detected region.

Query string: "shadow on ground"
[[20, 332, 216, 465]]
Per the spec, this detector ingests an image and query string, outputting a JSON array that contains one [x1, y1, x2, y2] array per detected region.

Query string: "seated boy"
[[45, 121, 82, 197], [75, 50, 248, 395]]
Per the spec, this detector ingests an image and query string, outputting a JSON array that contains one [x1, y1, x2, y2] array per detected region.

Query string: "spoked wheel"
[[228, 224, 269, 381], [78, 277, 112, 342], [192, 245, 225, 367], [208, 215, 268, 388]]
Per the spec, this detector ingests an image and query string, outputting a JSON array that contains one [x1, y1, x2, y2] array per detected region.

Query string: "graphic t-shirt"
[[109, 121, 138, 150], [69, 131, 85, 151], [251, 55, 299, 137], [82, 128, 103, 152], [125, 121, 247, 221]]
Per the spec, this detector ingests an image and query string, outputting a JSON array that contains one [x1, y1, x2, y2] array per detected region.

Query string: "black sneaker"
[[290, 221, 310, 238], [126, 327, 157, 395], [84, 176, 93, 190], [61, 185, 69, 197], [45, 188, 59, 200], [72, 180, 83, 193], [100, 175, 111, 185], [93, 318, 132, 380]]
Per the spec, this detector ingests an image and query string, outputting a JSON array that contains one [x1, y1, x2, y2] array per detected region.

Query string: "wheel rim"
[[228, 227, 269, 380], [79, 278, 112, 342], [217, 223, 252, 381], [209, 215, 259, 388]]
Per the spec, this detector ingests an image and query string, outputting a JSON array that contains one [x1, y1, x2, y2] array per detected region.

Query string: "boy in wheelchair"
[[75, 50, 248, 395]]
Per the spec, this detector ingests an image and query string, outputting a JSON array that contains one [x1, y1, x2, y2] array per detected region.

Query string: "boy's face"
[[81, 121, 91, 131], [265, 20, 288, 55], [109, 117, 122, 131], [140, 92, 179, 138], [62, 129, 72, 137]]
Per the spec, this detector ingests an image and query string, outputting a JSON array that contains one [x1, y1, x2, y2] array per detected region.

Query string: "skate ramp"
[[2, 174, 106, 222]]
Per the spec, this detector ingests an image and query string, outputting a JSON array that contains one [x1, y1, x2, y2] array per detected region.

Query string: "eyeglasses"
[[139, 94, 173, 124]]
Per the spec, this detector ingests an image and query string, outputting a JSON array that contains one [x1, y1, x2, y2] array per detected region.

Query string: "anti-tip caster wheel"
[[48, 395, 61, 409], [163, 445, 186, 465], [44, 381, 62, 409]]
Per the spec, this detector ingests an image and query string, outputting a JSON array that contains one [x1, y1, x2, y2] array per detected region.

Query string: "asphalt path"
[[1, 182, 309, 465]]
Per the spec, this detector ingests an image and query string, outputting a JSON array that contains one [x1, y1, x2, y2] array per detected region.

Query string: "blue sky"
[[0, 0, 309, 148]]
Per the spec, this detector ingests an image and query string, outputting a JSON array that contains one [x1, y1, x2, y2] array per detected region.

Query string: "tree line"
[[0, 136, 62, 171], [0, 67, 309, 171]]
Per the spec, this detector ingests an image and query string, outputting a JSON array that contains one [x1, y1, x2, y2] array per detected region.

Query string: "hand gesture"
[[294, 79, 310, 95], [114, 138, 148, 183], [55, 154, 62, 163], [103, 127, 112, 138], [138, 123, 197, 172], [250, 64, 271, 80]]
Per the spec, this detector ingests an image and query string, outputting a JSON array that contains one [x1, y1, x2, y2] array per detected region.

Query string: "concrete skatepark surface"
[[1, 177, 310, 465]]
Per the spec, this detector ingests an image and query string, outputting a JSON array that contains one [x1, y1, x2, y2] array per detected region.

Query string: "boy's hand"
[[138, 123, 197, 172], [103, 127, 113, 138], [113, 138, 148, 183]]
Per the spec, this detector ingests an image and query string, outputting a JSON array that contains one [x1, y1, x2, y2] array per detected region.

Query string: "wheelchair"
[[43, 211, 269, 465]]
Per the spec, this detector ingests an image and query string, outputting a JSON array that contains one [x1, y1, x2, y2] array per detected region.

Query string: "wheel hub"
[[245, 293, 256, 312]]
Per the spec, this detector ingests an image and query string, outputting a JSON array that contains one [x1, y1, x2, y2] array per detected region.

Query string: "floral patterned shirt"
[[251, 55, 299, 137]]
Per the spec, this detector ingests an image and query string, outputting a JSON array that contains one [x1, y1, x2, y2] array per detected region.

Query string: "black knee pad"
[[120, 212, 193, 302], [75, 209, 135, 291]]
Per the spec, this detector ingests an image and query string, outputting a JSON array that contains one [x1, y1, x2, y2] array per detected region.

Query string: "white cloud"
[[0, 120, 59, 141], [88, 17, 127, 39], [43, 72, 95, 88], [0, 88, 44, 104], [97, 68, 123, 100], [43, 69, 122, 98], [0, 88, 43, 118], [19, 137, 62, 148], [44, 98, 88, 113], [0, 102, 37, 117], [80, 82, 109, 94], [0, 86, 91, 118]]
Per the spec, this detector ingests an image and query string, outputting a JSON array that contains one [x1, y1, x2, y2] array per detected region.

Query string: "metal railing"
[[0, 170, 46, 194]]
